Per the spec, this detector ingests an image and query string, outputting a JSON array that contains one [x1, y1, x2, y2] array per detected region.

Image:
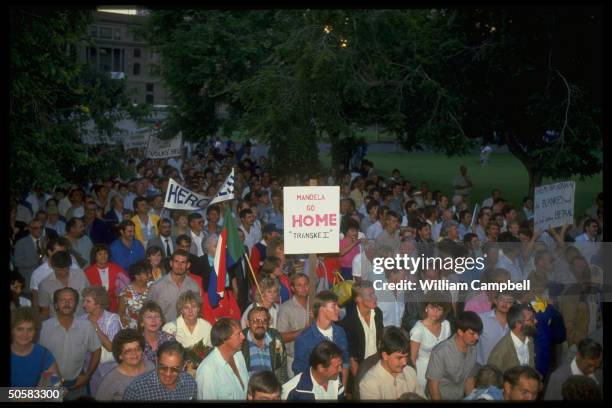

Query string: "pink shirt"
[[340, 238, 361, 268], [464, 292, 492, 314]]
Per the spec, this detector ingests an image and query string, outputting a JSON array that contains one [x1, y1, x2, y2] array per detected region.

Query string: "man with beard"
[[426, 311, 482, 400], [110, 220, 145, 272], [39, 287, 101, 399], [487, 304, 536, 374], [282, 340, 345, 401], [240, 307, 288, 384]]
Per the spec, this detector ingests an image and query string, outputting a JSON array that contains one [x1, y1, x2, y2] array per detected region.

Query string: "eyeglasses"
[[157, 365, 182, 374], [249, 318, 269, 325]]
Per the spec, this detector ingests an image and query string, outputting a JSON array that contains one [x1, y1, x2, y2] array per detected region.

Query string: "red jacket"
[[84, 262, 127, 313]]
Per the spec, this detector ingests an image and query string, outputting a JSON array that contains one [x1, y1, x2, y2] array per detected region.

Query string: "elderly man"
[[39, 287, 101, 400], [196, 318, 250, 400], [241, 306, 288, 384], [148, 249, 202, 322], [14, 219, 47, 288], [338, 280, 384, 379], [124, 340, 197, 400]]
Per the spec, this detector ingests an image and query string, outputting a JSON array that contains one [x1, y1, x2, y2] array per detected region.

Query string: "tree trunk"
[[527, 167, 543, 198]]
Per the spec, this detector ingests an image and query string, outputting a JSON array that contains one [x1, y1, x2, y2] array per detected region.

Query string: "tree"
[[10, 8, 147, 196], [454, 7, 602, 193]]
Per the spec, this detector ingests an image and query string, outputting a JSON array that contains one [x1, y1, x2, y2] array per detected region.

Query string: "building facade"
[[78, 10, 171, 106]]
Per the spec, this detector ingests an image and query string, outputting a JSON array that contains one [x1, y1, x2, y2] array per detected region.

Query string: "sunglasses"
[[157, 364, 182, 374]]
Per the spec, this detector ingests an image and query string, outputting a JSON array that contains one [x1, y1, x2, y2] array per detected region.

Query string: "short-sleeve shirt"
[[37, 270, 89, 318], [39, 317, 101, 381], [277, 296, 309, 358], [110, 239, 145, 272], [425, 334, 477, 400], [123, 370, 197, 401], [339, 238, 360, 268], [95, 360, 155, 401], [147, 274, 201, 322], [11, 343, 55, 387]]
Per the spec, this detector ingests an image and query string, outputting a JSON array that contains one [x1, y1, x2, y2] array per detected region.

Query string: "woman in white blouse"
[[162, 290, 212, 369], [409, 293, 452, 388]]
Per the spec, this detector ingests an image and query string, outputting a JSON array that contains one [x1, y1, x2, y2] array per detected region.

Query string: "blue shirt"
[[110, 238, 145, 272], [477, 310, 509, 365], [292, 323, 350, 375], [123, 370, 197, 401], [247, 331, 272, 375], [11, 344, 55, 387]]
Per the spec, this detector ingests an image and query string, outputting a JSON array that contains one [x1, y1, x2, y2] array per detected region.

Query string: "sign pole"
[[307, 178, 318, 314]]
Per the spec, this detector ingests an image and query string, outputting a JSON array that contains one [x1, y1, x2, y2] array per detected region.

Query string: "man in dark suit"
[[229, 228, 251, 314], [147, 218, 176, 259], [487, 303, 536, 374], [544, 338, 602, 400], [104, 194, 125, 239], [13, 218, 49, 290], [338, 280, 384, 383]]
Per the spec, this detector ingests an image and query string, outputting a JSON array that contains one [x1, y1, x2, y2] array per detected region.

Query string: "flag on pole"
[[209, 168, 235, 205], [208, 204, 246, 307]]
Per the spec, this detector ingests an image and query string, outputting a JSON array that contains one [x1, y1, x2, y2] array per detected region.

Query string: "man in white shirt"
[[282, 340, 345, 401], [377, 269, 407, 327], [481, 189, 501, 209], [495, 233, 525, 282], [239, 208, 262, 253], [574, 218, 600, 263], [544, 338, 602, 400], [30, 237, 81, 309]]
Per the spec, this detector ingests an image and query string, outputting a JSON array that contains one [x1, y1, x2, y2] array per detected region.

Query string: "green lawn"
[[321, 150, 602, 218]]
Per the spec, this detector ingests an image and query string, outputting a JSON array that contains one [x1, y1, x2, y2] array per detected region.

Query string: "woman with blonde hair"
[[80, 285, 122, 396], [240, 276, 280, 329]]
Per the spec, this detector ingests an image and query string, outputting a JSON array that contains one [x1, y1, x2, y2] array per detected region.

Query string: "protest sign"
[[164, 178, 211, 210], [283, 186, 340, 255], [534, 181, 575, 230], [146, 132, 183, 158], [209, 168, 235, 205], [123, 129, 150, 150]]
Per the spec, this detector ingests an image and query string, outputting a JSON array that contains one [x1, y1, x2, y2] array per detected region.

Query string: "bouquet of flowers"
[[184, 339, 213, 371]]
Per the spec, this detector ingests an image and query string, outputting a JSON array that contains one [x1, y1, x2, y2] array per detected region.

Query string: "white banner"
[[209, 169, 235, 205], [123, 129, 150, 150], [164, 178, 210, 210], [146, 132, 183, 158], [283, 186, 340, 255], [534, 181, 575, 230]]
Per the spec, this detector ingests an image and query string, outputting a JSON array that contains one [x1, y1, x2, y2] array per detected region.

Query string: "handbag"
[[330, 270, 354, 306]]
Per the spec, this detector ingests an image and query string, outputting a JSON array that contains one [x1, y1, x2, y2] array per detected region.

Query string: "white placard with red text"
[[283, 186, 340, 255]]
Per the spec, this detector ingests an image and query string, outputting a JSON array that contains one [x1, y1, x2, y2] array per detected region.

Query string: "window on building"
[[99, 47, 112, 72], [89, 26, 98, 37], [146, 83, 154, 93], [113, 48, 123, 72], [99, 27, 113, 39], [133, 48, 141, 58], [133, 63, 141, 76], [114, 28, 121, 40], [145, 94, 154, 104], [87, 47, 97, 67]]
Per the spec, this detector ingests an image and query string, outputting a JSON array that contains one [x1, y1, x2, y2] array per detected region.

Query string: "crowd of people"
[[9, 140, 604, 401]]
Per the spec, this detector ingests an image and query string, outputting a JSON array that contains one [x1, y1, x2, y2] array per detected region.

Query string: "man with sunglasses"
[[123, 340, 197, 400]]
